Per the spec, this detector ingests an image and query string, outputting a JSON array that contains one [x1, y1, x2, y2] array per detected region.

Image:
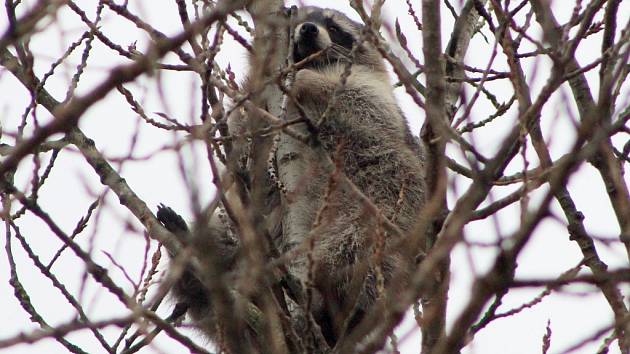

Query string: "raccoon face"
[[292, 7, 362, 68]]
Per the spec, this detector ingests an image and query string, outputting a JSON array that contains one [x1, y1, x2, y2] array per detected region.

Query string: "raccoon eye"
[[327, 25, 338, 33]]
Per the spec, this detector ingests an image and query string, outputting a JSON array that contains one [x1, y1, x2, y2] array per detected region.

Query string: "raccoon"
[[280, 6, 426, 344], [159, 5, 426, 350]]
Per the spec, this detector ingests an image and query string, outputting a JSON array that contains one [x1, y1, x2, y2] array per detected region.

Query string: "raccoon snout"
[[294, 22, 322, 63], [299, 22, 319, 38]]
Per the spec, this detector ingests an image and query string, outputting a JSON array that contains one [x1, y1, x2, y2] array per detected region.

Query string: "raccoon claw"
[[168, 302, 190, 323], [157, 204, 189, 234]]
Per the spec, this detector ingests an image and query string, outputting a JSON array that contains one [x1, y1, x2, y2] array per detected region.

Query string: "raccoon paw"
[[157, 204, 189, 234]]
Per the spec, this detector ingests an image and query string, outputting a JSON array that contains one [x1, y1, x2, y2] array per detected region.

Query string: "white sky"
[[0, 1, 628, 353]]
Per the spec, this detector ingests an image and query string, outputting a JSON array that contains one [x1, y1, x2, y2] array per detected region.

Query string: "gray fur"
[[283, 8, 425, 342], [163, 6, 425, 349]]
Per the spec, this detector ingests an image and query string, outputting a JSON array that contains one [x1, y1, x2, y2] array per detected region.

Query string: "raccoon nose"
[[300, 22, 318, 37]]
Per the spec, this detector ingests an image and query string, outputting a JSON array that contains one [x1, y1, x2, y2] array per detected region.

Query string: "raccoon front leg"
[[157, 204, 238, 338], [292, 69, 338, 105]]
